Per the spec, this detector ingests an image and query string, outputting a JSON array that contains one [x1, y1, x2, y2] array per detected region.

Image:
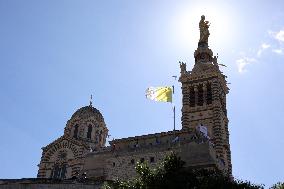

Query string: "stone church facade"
[[37, 106, 109, 179], [0, 16, 232, 188]]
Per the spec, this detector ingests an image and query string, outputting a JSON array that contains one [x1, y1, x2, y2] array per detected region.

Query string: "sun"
[[171, 2, 237, 50]]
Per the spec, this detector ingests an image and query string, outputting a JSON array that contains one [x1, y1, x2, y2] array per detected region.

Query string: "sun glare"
[[171, 2, 236, 50]]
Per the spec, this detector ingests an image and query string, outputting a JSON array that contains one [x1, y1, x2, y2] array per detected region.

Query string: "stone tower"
[[37, 104, 108, 179], [179, 15, 232, 175]]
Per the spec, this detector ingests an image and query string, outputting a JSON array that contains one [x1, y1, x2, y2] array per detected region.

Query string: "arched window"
[[95, 130, 99, 143], [197, 84, 204, 106], [73, 124, 79, 139], [87, 125, 92, 139], [50, 164, 59, 179], [60, 164, 67, 179], [206, 83, 212, 104], [51, 164, 67, 179], [189, 86, 195, 107]]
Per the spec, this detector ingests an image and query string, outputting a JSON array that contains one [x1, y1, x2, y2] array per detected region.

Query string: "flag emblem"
[[145, 87, 172, 102]]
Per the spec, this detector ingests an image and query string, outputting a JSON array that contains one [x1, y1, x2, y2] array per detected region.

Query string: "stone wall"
[[0, 179, 102, 189], [105, 148, 171, 180], [82, 129, 222, 181]]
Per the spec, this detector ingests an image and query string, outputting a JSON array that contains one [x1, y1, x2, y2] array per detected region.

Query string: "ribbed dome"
[[71, 105, 104, 122]]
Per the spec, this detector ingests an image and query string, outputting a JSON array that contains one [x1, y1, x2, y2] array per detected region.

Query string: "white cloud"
[[269, 29, 284, 43], [257, 43, 270, 57], [268, 29, 284, 55], [261, 43, 270, 49], [236, 29, 284, 74], [272, 48, 283, 54], [236, 57, 257, 73], [275, 30, 284, 42]]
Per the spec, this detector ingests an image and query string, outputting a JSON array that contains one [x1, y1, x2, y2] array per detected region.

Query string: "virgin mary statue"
[[199, 15, 210, 43]]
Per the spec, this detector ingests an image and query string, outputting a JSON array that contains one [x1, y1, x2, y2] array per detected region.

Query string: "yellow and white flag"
[[145, 87, 172, 102]]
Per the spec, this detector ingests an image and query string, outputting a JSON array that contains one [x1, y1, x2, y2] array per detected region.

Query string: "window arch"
[[197, 84, 204, 106], [87, 125, 92, 139], [50, 164, 67, 179], [189, 86, 195, 107], [206, 83, 212, 104], [73, 124, 79, 139]]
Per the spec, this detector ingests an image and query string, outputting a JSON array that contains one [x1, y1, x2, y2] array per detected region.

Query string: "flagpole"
[[172, 85, 175, 131], [173, 105, 175, 131], [172, 75, 177, 132]]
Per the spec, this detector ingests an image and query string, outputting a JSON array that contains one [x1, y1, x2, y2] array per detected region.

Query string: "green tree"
[[270, 182, 284, 189], [104, 153, 263, 189]]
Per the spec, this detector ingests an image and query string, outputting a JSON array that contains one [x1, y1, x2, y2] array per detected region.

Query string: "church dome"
[[71, 105, 104, 122], [64, 105, 108, 149]]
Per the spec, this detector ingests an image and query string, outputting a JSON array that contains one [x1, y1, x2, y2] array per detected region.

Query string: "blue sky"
[[0, 0, 283, 187]]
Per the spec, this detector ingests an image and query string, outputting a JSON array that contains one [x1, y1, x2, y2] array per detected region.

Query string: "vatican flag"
[[145, 87, 172, 102]]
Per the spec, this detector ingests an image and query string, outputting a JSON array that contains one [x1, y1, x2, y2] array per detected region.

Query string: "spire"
[[89, 94, 93, 107]]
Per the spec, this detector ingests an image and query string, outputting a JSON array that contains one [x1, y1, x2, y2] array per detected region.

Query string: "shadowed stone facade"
[[36, 104, 226, 182], [179, 41, 232, 174], [83, 130, 224, 181], [0, 179, 101, 189], [37, 106, 109, 179]]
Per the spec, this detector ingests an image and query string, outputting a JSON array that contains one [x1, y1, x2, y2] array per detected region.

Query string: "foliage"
[[270, 182, 284, 189], [104, 152, 263, 189]]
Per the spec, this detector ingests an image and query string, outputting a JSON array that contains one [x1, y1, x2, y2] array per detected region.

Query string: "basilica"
[[37, 15, 231, 181], [0, 15, 232, 189]]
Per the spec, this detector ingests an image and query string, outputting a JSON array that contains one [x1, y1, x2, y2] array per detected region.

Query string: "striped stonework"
[[179, 41, 232, 175]]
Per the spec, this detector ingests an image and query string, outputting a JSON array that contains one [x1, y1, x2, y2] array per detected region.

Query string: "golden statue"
[[199, 15, 210, 43]]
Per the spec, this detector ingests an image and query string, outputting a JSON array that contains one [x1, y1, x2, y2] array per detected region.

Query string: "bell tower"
[[179, 15, 232, 175]]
